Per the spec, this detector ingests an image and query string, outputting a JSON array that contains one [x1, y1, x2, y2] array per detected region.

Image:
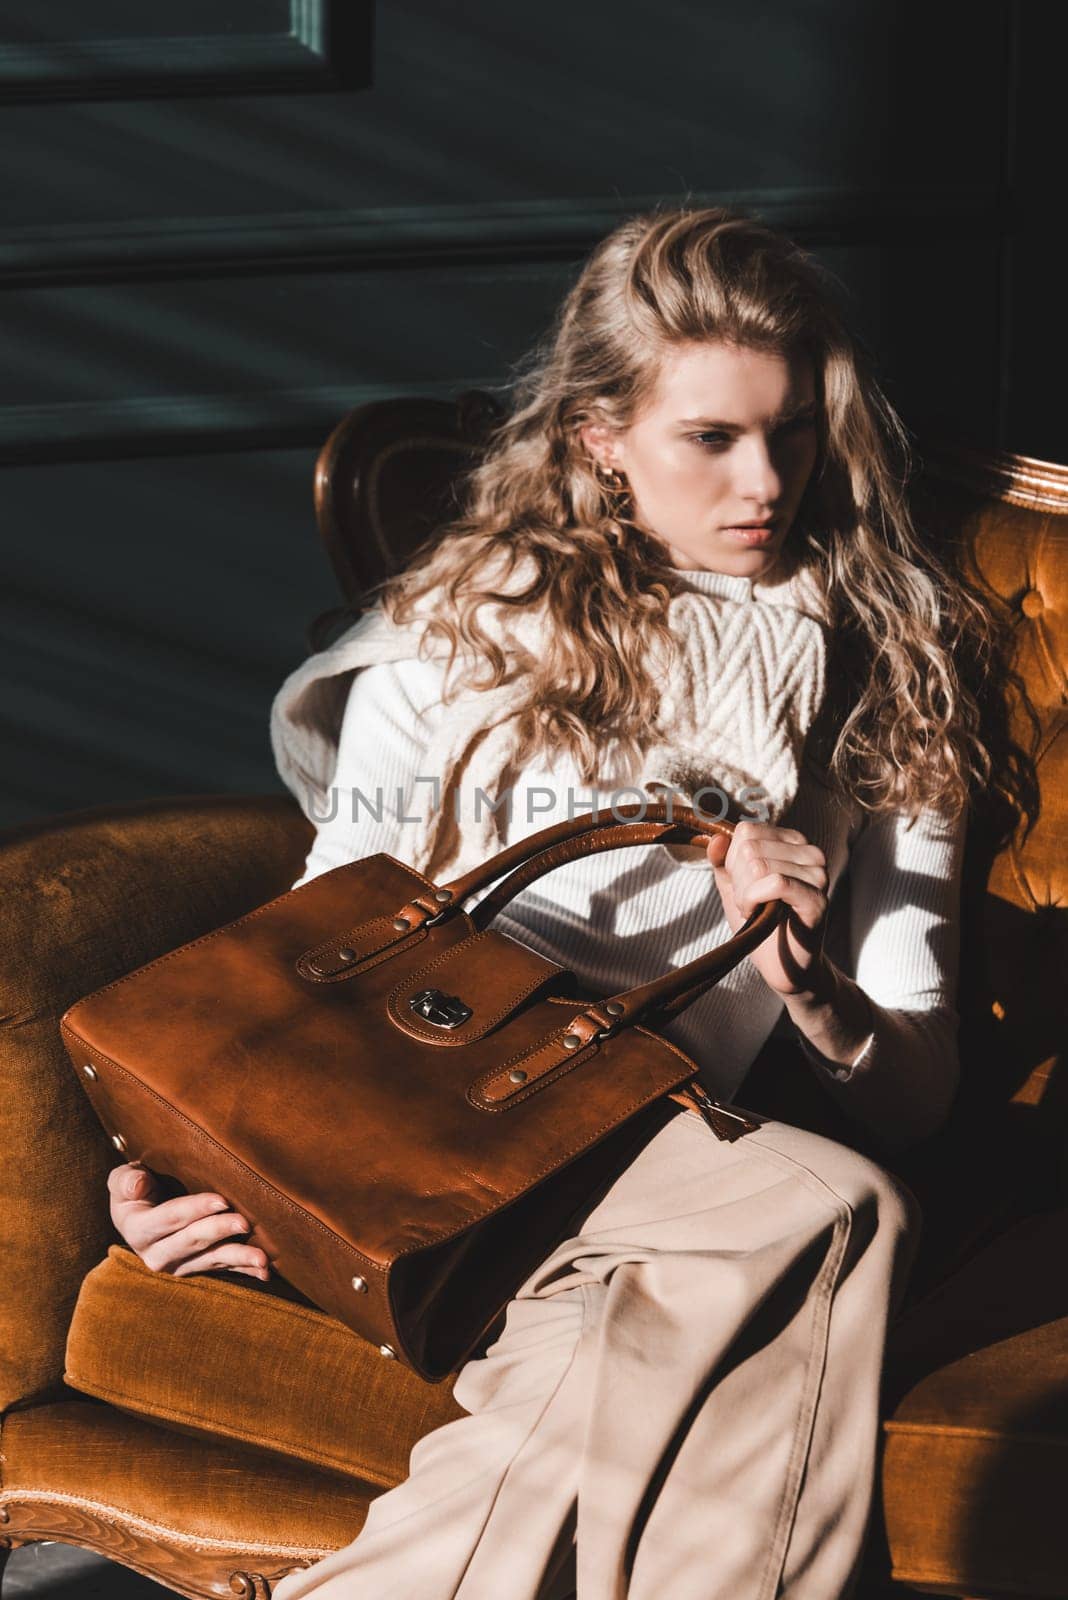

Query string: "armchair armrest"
[[0, 792, 313, 1413]]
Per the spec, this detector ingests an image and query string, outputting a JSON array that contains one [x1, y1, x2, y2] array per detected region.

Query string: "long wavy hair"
[[366, 203, 1030, 833]]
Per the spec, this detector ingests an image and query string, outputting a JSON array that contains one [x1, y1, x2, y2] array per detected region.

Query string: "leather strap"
[[393, 800, 784, 1033], [444, 800, 728, 908]]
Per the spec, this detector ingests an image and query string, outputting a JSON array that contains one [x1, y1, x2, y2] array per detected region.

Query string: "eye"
[[693, 432, 730, 450]]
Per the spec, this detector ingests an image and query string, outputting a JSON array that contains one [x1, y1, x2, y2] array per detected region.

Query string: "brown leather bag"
[[60, 801, 782, 1382]]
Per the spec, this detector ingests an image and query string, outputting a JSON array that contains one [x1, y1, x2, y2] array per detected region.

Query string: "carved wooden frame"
[[0, 1494, 321, 1598]]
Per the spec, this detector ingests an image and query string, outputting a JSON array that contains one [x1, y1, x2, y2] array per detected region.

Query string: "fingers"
[[731, 823, 809, 845], [710, 821, 828, 918], [108, 1162, 164, 1236], [111, 1169, 228, 1245], [107, 1163, 270, 1281], [137, 1205, 267, 1275], [128, 1190, 231, 1250], [739, 871, 826, 927], [108, 1161, 158, 1205], [171, 1246, 271, 1281]]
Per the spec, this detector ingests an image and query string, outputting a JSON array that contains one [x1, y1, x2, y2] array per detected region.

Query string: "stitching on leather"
[[67, 1023, 690, 1316], [386, 931, 563, 1041], [59, 857, 438, 1019], [468, 1036, 601, 1112], [464, 1020, 593, 1093], [68, 1031, 680, 1330], [299, 924, 431, 983], [630, 1021, 704, 1073], [300, 913, 399, 967], [60, 884, 325, 1014], [386, 1068, 695, 1264], [380, 854, 440, 894], [60, 1033, 386, 1279], [64, 1029, 699, 1294], [464, 1003, 703, 1105], [468, 1027, 585, 1095], [0, 1489, 335, 1555]]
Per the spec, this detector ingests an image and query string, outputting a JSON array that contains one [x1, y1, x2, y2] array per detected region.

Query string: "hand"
[[705, 820, 831, 999], [107, 1162, 271, 1282]]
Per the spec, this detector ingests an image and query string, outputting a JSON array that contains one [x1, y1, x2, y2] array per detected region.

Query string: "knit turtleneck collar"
[[674, 553, 829, 627], [676, 566, 753, 602]]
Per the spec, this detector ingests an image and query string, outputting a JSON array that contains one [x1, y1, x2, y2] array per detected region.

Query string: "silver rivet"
[[337, 945, 357, 962], [434, 890, 451, 903], [605, 1001, 625, 1016], [379, 1343, 396, 1359], [563, 1033, 582, 1049], [111, 1133, 127, 1152], [392, 917, 409, 931], [83, 1063, 97, 1080], [508, 1068, 528, 1084], [351, 1275, 368, 1293]]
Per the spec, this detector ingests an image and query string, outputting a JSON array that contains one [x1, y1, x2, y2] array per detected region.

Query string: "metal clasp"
[[408, 988, 473, 1028]]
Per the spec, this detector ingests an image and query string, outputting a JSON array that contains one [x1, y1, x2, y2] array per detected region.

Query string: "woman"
[[107, 205, 1006, 1599]]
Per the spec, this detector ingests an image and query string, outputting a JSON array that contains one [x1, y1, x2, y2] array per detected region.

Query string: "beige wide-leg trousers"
[[272, 1103, 922, 1600]]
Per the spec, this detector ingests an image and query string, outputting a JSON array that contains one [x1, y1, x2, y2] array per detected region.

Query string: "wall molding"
[[0, 181, 1007, 463], [0, 186, 1008, 289], [0, 0, 371, 104], [0, 380, 504, 466]]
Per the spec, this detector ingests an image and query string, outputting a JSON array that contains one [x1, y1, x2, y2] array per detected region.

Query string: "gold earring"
[[597, 462, 627, 492]]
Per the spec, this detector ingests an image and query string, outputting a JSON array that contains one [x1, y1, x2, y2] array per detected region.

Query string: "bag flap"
[[386, 930, 571, 1045]]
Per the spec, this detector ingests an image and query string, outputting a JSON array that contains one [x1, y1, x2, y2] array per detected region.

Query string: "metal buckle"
[[408, 988, 473, 1028]]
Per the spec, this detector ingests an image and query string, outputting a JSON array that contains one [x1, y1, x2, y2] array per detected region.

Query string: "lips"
[[722, 524, 776, 546]]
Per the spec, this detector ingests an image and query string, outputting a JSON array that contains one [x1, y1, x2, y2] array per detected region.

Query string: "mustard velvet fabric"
[[0, 794, 313, 1413], [1, 1400, 377, 1556], [878, 1208, 1068, 1592], [65, 1246, 464, 1487], [882, 1204, 1068, 1595]]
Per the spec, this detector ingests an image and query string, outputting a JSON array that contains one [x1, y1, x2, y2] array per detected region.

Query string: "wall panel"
[[0, 0, 1042, 830]]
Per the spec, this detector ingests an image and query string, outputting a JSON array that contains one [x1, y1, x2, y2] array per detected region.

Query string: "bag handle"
[[396, 801, 784, 1033]]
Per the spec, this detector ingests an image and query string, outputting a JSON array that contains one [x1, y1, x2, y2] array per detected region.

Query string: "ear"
[[579, 421, 622, 473]]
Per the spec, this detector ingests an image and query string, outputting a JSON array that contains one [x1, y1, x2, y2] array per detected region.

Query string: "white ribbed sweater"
[[280, 567, 966, 1142], [271, 551, 833, 883]]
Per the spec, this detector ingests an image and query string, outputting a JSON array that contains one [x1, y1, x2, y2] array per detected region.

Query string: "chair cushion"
[[65, 1246, 464, 1487], [881, 1207, 1068, 1595], [0, 1399, 375, 1592]]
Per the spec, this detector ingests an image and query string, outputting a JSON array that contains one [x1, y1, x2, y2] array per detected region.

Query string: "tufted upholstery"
[[0, 401, 1065, 1600], [951, 448, 1067, 1120]]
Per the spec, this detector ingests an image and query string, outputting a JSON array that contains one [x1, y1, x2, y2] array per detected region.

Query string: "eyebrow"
[[677, 399, 819, 430]]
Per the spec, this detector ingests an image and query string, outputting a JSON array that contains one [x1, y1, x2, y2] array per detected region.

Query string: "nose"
[[732, 434, 783, 511]]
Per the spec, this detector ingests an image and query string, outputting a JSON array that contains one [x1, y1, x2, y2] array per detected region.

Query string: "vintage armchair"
[[0, 393, 1065, 1600]]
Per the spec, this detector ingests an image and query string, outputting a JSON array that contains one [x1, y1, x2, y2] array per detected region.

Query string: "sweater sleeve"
[[789, 799, 967, 1148], [288, 657, 446, 890]]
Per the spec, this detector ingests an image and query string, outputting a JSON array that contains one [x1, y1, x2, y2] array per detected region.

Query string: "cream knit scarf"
[[270, 553, 832, 882]]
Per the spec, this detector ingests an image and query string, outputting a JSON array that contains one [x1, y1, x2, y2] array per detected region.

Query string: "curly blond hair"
[[366, 203, 1020, 829]]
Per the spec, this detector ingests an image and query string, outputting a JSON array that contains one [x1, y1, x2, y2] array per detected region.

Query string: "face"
[[581, 340, 820, 576]]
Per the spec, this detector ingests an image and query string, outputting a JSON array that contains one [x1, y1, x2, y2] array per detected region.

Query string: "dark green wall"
[[1, 1, 1056, 829]]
